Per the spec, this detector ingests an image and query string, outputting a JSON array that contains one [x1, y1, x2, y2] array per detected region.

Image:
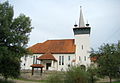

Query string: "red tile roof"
[[28, 39, 75, 54], [90, 56, 97, 62], [37, 53, 57, 61], [30, 64, 44, 68]]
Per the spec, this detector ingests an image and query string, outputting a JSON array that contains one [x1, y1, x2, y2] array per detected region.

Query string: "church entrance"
[[46, 63, 51, 70]]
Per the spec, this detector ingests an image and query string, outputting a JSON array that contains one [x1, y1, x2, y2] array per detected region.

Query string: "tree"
[[91, 43, 120, 83], [87, 66, 98, 83], [0, 1, 33, 80]]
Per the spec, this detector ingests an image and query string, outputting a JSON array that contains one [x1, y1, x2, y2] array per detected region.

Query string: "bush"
[[46, 66, 90, 83], [0, 79, 14, 83], [64, 66, 89, 83]]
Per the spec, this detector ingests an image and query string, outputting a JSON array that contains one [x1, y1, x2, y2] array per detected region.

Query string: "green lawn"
[[110, 81, 120, 83], [113, 81, 120, 83], [101, 81, 120, 83]]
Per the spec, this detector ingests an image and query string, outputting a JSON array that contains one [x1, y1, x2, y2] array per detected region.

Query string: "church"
[[21, 7, 91, 71]]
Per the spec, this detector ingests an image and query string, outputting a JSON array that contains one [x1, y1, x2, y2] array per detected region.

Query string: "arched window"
[[80, 65, 86, 70]]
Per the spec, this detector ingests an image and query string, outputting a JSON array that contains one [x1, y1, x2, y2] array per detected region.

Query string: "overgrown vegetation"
[[0, 1, 32, 80], [64, 66, 89, 83], [46, 42, 120, 83], [90, 41, 120, 83], [46, 66, 97, 83]]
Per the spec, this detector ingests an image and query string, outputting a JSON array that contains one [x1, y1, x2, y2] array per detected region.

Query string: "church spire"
[[79, 6, 85, 27]]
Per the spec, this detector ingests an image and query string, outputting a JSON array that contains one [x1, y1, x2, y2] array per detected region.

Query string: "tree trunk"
[[109, 76, 112, 83], [4, 76, 8, 81]]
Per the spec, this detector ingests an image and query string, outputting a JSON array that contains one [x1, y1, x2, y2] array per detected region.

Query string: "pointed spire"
[[79, 6, 85, 27]]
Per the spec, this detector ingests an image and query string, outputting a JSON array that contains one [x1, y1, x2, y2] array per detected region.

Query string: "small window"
[[82, 45, 83, 50], [24, 56, 27, 61], [62, 56, 64, 65], [33, 56, 35, 64], [59, 56, 61, 65], [68, 56, 70, 61], [36, 56, 37, 64]]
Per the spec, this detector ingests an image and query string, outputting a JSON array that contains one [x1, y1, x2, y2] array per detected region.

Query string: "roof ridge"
[[28, 39, 75, 54]]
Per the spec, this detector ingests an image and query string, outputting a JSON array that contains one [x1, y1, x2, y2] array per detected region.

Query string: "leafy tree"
[[0, 1, 33, 80], [91, 43, 120, 83]]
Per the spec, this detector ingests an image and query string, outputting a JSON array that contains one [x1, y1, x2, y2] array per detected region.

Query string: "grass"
[[100, 81, 120, 83], [112, 81, 120, 83]]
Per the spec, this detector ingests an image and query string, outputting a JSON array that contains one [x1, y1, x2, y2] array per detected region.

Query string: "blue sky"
[[1, 0, 120, 49]]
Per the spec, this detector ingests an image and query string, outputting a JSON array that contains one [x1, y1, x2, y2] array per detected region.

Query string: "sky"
[[1, 0, 120, 49]]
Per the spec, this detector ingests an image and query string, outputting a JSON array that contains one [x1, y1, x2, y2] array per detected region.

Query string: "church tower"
[[73, 6, 91, 67]]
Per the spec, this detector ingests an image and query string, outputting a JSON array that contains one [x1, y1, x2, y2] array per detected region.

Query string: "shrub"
[[0, 79, 14, 83], [46, 66, 96, 83], [64, 66, 89, 83]]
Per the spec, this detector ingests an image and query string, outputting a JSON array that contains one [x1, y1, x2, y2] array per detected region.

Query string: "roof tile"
[[30, 64, 44, 68], [28, 39, 75, 54], [37, 53, 57, 61]]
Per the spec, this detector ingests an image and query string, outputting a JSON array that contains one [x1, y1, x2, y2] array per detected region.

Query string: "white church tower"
[[73, 6, 91, 68]]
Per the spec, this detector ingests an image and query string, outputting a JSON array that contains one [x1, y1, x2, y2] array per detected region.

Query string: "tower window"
[[84, 56, 86, 61], [79, 56, 81, 61], [82, 45, 83, 50]]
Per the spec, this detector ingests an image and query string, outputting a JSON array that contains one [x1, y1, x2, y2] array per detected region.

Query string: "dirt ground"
[[1, 70, 120, 83], [12, 70, 53, 83], [14, 80, 40, 83]]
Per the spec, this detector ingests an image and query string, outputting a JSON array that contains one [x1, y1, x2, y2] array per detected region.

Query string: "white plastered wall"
[[21, 53, 75, 71], [21, 55, 33, 70], [75, 34, 91, 67]]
